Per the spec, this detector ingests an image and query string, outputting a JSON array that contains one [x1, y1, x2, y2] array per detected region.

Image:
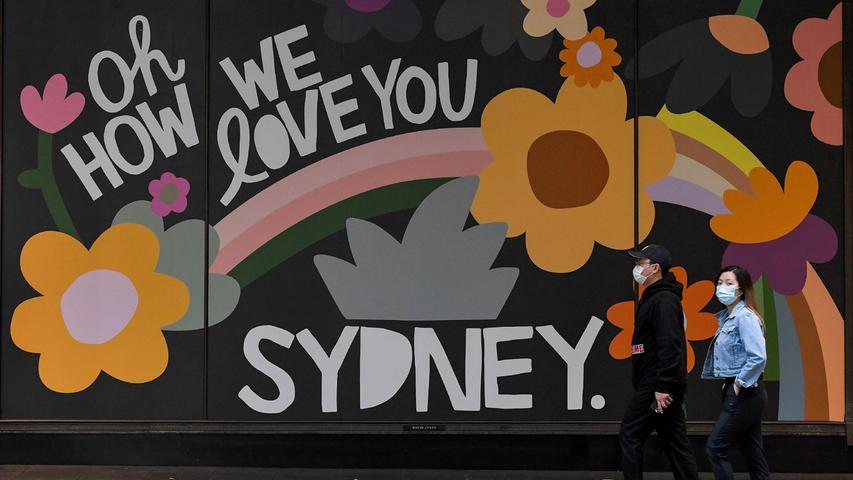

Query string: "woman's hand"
[[733, 384, 741, 396]]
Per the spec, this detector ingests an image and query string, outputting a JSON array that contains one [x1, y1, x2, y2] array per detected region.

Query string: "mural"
[[1, 0, 845, 424]]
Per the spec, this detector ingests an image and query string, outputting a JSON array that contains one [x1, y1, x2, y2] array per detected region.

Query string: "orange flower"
[[606, 267, 718, 372], [471, 75, 674, 273], [559, 27, 621, 87], [10, 224, 189, 393], [711, 161, 818, 244]]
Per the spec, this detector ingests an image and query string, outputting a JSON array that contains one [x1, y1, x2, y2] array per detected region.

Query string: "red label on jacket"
[[631, 344, 645, 355]]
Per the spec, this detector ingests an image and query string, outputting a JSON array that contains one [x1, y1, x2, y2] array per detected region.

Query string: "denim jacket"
[[700, 300, 767, 388]]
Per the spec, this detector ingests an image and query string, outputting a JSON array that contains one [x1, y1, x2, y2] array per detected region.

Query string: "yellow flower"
[[710, 160, 818, 244], [471, 75, 675, 273], [10, 224, 189, 393], [522, 0, 596, 40]]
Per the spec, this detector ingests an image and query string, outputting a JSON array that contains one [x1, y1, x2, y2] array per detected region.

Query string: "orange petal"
[[606, 300, 635, 330], [711, 161, 818, 244], [687, 312, 719, 341], [38, 345, 101, 393], [10, 296, 65, 353], [90, 224, 160, 275], [20, 231, 89, 296], [100, 325, 169, 384], [684, 280, 715, 313], [133, 272, 190, 329], [609, 330, 633, 360]]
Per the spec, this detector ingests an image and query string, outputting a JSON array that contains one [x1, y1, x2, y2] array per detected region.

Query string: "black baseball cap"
[[628, 244, 672, 272]]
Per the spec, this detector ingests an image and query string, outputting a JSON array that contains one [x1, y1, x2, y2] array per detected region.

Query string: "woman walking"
[[701, 265, 770, 479]]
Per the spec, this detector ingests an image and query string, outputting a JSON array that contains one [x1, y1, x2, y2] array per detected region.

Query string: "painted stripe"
[[646, 177, 729, 215], [211, 151, 491, 274], [213, 127, 489, 246], [668, 153, 737, 197], [774, 291, 805, 421], [800, 263, 845, 422], [658, 106, 763, 175], [672, 132, 752, 193], [785, 293, 829, 420]]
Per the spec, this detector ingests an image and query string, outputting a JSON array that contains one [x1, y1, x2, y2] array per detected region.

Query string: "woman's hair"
[[718, 265, 763, 323]]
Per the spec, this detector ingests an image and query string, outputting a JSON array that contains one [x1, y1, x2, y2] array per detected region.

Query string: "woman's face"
[[718, 271, 741, 296]]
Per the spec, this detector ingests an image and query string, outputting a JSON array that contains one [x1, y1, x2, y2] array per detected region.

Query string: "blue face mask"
[[716, 284, 740, 306]]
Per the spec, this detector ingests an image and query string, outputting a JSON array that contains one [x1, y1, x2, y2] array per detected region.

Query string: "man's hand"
[[733, 384, 741, 396], [654, 392, 673, 413]]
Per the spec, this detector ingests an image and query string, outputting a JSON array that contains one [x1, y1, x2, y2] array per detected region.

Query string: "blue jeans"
[[706, 382, 770, 480]]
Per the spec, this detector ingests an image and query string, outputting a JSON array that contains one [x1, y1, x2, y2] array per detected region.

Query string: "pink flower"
[[784, 3, 842, 146], [149, 172, 190, 217], [19, 73, 86, 134]]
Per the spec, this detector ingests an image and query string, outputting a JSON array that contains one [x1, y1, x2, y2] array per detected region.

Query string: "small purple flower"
[[722, 215, 837, 295], [313, 0, 421, 43], [149, 172, 190, 217]]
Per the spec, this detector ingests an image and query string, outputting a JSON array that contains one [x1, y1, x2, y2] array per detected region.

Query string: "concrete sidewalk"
[[1, 466, 852, 480]]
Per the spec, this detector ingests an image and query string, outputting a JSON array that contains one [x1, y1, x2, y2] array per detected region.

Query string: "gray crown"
[[314, 176, 519, 320]]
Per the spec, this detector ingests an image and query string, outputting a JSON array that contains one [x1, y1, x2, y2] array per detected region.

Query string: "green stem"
[[37, 131, 80, 239], [757, 275, 780, 381], [230, 178, 451, 288], [736, 0, 763, 19]]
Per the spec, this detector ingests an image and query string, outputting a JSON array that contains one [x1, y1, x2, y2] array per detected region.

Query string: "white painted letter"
[[239, 325, 296, 414], [415, 328, 482, 412], [483, 326, 533, 409], [297, 327, 359, 413]]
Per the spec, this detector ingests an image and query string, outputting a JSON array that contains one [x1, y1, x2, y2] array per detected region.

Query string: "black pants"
[[619, 387, 699, 480], [706, 382, 770, 480]]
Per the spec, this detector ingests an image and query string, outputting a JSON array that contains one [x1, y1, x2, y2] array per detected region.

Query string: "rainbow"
[[211, 113, 843, 423], [652, 107, 844, 422]]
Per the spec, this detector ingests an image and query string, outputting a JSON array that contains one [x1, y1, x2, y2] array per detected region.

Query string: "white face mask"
[[632, 265, 648, 285]]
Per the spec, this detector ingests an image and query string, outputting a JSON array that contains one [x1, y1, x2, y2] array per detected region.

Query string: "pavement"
[[1, 466, 852, 480]]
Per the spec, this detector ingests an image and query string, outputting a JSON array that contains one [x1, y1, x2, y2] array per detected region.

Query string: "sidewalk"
[[2, 466, 852, 480]]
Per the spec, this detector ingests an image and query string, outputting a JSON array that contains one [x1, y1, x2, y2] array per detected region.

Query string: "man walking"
[[619, 244, 699, 480]]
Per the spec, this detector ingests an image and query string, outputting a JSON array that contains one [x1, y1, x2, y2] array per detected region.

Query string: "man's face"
[[635, 259, 658, 277]]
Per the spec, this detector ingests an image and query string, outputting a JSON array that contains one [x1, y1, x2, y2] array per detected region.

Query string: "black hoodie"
[[630, 271, 688, 394]]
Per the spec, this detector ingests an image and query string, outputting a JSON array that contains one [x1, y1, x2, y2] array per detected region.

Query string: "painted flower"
[[435, 0, 553, 60], [625, 15, 772, 117], [559, 27, 622, 87], [149, 172, 190, 217], [113, 201, 241, 331], [19, 73, 85, 134], [784, 3, 842, 146], [471, 75, 675, 273], [313, 0, 421, 43], [712, 161, 837, 295], [607, 267, 718, 372], [522, 0, 595, 41], [10, 224, 189, 393]]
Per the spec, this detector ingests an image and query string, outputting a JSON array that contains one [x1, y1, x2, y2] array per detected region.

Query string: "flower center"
[[344, 0, 392, 13], [577, 41, 603, 68], [527, 130, 609, 209], [546, 0, 571, 18], [61, 270, 138, 345], [159, 183, 180, 205], [818, 41, 842, 108]]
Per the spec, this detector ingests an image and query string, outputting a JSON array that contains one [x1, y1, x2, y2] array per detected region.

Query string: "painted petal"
[[38, 346, 102, 393], [112, 201, 166, 236], [323, 4, 373, 43], [90, 223, 160, 275], [730, 52, 772, 117], [374, 0, 422, 42], [20, 231, 89, 296]]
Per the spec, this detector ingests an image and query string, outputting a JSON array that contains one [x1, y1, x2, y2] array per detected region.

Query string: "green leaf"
[[18, 169, 43, 189]]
